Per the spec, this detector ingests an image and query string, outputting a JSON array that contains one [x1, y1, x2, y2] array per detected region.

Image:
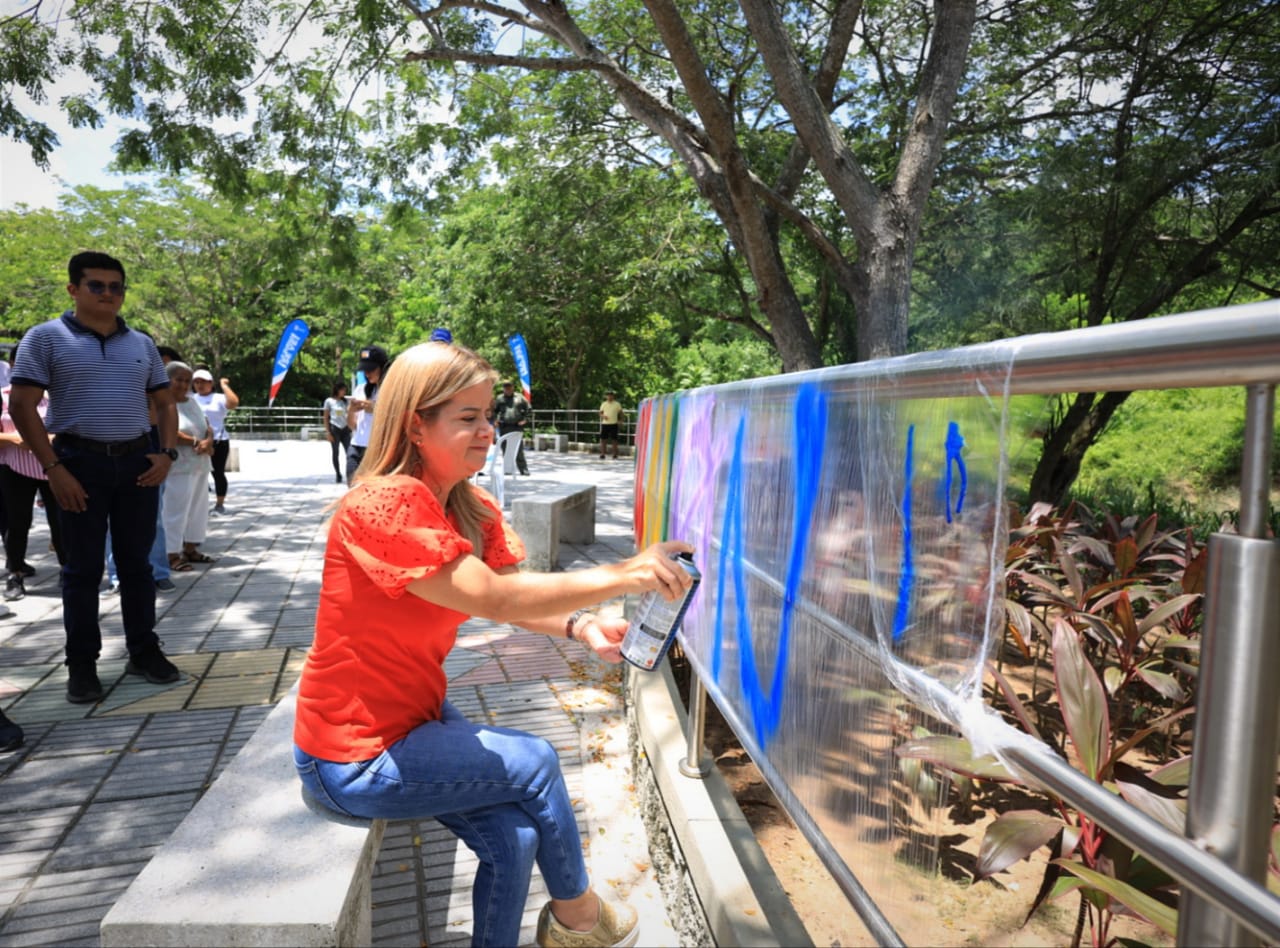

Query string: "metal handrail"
[[678, 300, 1280, 944], [220, 406, 633, 443]]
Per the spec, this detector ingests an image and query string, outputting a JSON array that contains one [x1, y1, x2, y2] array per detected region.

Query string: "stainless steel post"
[[681, 675, 713, 778], [1178, 385, 1280, 946], [1238, 385, 1277, 539]]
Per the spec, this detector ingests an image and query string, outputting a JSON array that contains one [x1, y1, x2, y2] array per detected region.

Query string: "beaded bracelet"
[[565, 609, 591, 641]]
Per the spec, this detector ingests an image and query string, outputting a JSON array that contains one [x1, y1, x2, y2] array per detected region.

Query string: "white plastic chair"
[[471, 433, 522, 508], [488, 445, 506, 509], [497, 431, 523, 476]]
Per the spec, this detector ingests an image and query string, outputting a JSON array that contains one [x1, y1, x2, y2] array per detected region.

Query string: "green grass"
[[1074, 387, 1277, 501], [1004, 388, 1279, 538]]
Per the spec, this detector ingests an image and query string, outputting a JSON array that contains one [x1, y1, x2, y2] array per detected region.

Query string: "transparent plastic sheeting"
[[634, 347, 1015, 942]]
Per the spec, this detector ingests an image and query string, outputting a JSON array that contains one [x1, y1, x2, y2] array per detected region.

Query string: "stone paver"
[[0, 441, 679, 947]]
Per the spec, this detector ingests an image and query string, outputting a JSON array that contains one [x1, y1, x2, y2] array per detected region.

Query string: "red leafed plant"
[[899, 502, 1212, 947]]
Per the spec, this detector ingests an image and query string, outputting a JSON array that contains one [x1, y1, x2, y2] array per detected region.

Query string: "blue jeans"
[[55, 445, 159, 665], [293, 700, 589, 947]]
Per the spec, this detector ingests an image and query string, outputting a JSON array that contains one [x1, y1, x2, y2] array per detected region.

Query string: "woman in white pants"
[[162, 362, 214, 571]]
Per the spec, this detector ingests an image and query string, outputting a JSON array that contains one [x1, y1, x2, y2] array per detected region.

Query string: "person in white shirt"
[[163, 363, 214, 570], [345, 344, 389, 485], [322, 382, 351, 484], [190, 369, 239, 514]]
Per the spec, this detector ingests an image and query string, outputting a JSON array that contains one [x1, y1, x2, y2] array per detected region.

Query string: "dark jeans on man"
[[329, 425, 352, 478], [54, 444, 160, 666], [210, 438, 231, 498], [0, 465, 64, 571], [497, 424, 529, 475]]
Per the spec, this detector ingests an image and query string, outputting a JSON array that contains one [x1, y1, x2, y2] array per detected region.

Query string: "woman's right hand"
[[622, 540, 695, 601]]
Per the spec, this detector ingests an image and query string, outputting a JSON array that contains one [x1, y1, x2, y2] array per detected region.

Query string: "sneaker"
[[0, 709, 23, 752], [100, 581, 120, 597], [213, 503, 226, 515], [67, 663, 104, 704], [0, 603, 12, 619], [155, 578, 176, 592], [125, 646, 181, 684], [536, 899, 639, 948], [4, 573, 24, 601]]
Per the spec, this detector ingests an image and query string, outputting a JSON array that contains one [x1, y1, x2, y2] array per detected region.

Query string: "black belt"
[[55, 433, 152, 456]]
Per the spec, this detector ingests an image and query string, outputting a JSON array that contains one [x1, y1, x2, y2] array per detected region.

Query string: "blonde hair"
[[354, 342, 499, 552]]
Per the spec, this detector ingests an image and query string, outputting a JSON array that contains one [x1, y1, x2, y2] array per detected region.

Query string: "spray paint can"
[[621, 552, 701, 671]]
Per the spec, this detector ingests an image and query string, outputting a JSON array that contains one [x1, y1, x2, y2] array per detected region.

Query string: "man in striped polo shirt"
[[10, 251, 182, 704]]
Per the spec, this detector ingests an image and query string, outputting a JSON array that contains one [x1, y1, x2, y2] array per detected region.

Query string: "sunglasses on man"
[[81, 280, 127, 296]]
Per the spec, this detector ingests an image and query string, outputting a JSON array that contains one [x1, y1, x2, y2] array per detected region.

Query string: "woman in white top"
[[163, 363, 215, 571], [322, 382, 350, 484], [191, 369, 239, 514]]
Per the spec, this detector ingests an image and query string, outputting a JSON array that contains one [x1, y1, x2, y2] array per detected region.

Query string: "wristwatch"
[[162, 448, 179, 462]]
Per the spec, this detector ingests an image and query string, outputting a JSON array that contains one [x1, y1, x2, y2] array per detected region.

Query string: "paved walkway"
[[0, 441, 678, 947]]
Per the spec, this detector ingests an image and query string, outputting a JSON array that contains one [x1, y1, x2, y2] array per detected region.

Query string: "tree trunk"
[[1028, 390, 1133, 506], [856, 224, 914, 361]]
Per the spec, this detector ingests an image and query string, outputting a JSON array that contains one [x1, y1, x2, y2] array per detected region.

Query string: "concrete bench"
[[100, 690, 385, 948], [533, 432, 568, 452], [511, 484, 596, 571]]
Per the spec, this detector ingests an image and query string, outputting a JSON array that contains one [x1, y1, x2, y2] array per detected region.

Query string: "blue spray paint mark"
[[710, 418, 745, 683], [712, 386, 827, 748], [892, 425, 916, 644], [944, 421, 967, 523], [749, 383, 826, 744]]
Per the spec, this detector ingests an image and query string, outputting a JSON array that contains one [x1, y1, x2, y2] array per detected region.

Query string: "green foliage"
[[1, 153, 774, 409], [912, 0, 1280, 501], [672, 335, 780, 390], [402, 158, 763, 408], [0, 206, 85, 334], [1072, 387, 1280, 506], [1067, 484, 1231, 544], [0, 10, 66, 168], [907, 501, 1204, 944], [0, 178, 414, 405]]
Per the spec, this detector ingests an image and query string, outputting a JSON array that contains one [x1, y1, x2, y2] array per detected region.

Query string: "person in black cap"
[[346, 344, 390, 485]]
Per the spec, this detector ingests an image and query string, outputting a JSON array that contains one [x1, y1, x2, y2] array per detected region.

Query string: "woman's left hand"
[[576, 613, 628, 664]]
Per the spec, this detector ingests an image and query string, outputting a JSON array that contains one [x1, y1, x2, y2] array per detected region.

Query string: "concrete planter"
[[533, 433, 568, 452]]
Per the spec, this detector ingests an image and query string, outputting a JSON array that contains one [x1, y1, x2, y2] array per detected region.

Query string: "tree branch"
[[891, 0, 980, 226], [737, 0, 884, 242], [403, 46, 594, 72]]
